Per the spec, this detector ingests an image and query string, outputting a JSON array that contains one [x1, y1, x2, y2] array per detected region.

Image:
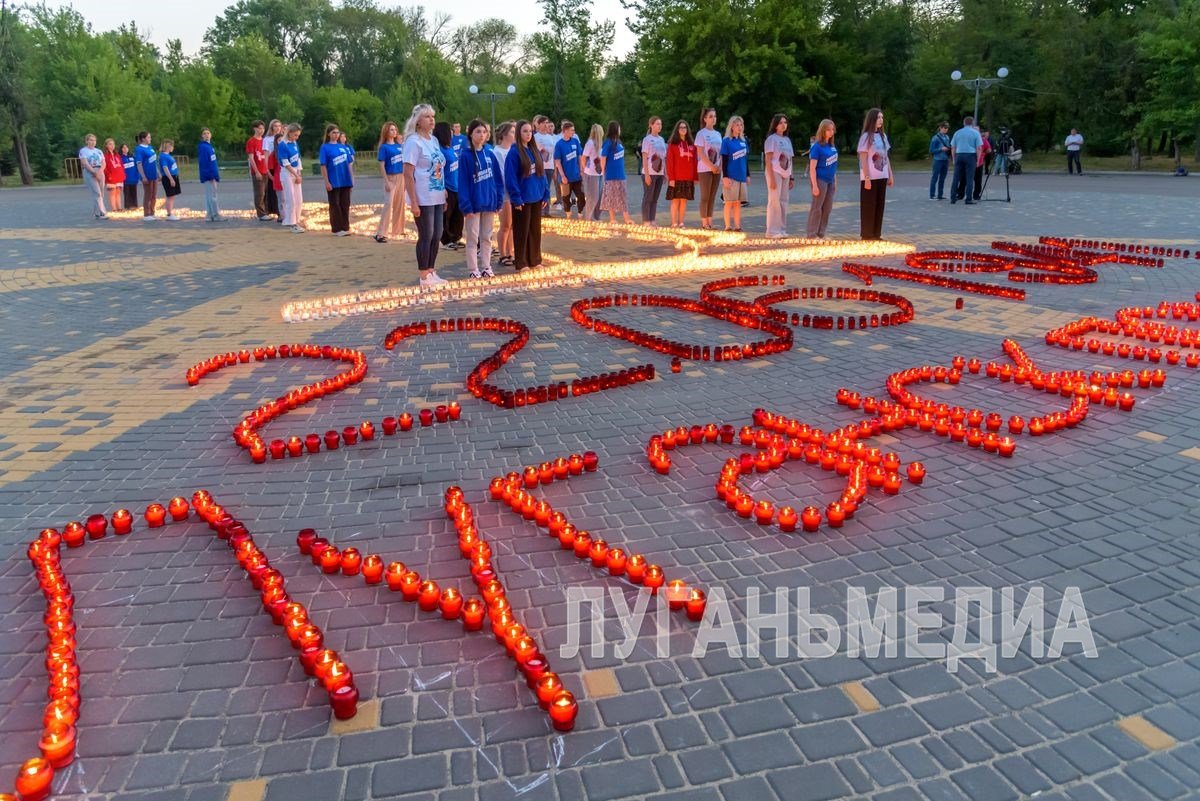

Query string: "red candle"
[[43, 698, 78, 728], [753, 500, 774, 525], [312, 649, 338, 682], [439, 588, 464, 619], [513, 635, 539, 664], [419, 409, 434, 426], [250, 443, 267, 463], [385, 561, 408, 590], [14, 757, 53, 801], [776, 506, 798, 532], [906, 462, 926, 484], [665, 579, 688, 610], [800, 506, 821, 532], [319, 547, 341, 574], [535, 673, 563, 709], [362, 555, 384, 584], [588, 539, 609, 567], [448, 402, 462, 420], [826, 503, 846, 528], [626, 555, 647, 583], [166, 498, 186, 522], [296, 528, 317, 554], [341, 426, 358, 445], [111, 508, 133, 535], [606, 548, 627, 575], [399, 412, 413, 431], [418, 580, 441, 611], [323, 660, 353, 692], [269, 439, 287, 459], [461, 598, 485, 630], [144, 503, 166, 528], [735, 494, 754, 518], [549, 690, 578, 731], [340, 548, 362, 576], [643, 565, 665, 592], [435, 405, 450, 423], [998, 437, 1016, 457], [359, 421, 375, 441], [38, 721, 76, 768], [568, 454, 584, 475], [324, 430, 340, 450], [84, 513, 107, 540], [582, 451, 599, 471], [400, 571, 421, 601], [330, 684, 358, 719], [679, 588, 705, 622]]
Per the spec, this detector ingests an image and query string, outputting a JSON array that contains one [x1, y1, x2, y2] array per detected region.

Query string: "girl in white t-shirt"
[[78, 133, 107, 219], [856, 107, 893, 240], [694, 108, 723, 230], [640, 117, 666, 225], [582, 124, 604, 222], [763, 114, 794, 238], [403, 103, 449, 288]]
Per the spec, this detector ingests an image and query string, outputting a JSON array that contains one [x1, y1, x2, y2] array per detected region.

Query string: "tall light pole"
[[469, 84, 517, 134], [950, 67, 1009, 124]]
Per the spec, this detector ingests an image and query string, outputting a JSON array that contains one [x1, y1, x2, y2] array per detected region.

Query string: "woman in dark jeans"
[[504, 120, 549, 271], [403, 104, 450, 287]]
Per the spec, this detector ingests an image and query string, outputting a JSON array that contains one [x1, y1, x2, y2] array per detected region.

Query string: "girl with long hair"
[[277, 123, 305, 232], [435, 121, 464, 249], [763, 113, 794, 237], [806, 119, 838, 238], [640, 116, 666, 225], [458, 118, 504, 278], [102, 138, 124, 211], [504, 119, 549, 270], [665, 119, 696, 228], [599, 121, 633, 224], [120, 143, 139, 210], [263, 119, 282, 218], [856, 107, 893, 240], [374, 120, 406, 242], [402, 104, 449, 286], [719, 116, 749, 231], [319, 122, 356, 235], [582, 123, 604, 222], [695, 108, 722, 229], [493, 121, 516, 267]]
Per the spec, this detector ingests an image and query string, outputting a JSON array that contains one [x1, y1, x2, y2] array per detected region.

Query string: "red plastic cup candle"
[[439, 588, 464, 619], [61, 523, 84, 548], [461, 598, 485, 630], [340, 548, 362, 576], [513, 635, 539, 665], [777, 506, 798, 532], [399, 412, 413, 431], [664, 579, 689, 610], [686, 589, 707, 621], [419, 409, 434, 426], [582, 451, 599, 471], [754, 500, 774, 525], [250, 443, 267, 463], [381, 416, 398, 435], [435, 405, 450, 423], [568, 454, 584, 475], [906, 462, 926, 485], [400, 571, 422, 601], [43, 698, 78, 728], [361, 555, 384, 584], [144, 503, 167, 528], [111, 508, 133, 535], [384, 562, 408, 590], [998, 437, 1016, 457], [418, 580, 441, 611], [535, 673, 563, 709], [359, 421, 375, 441], [341, 426, 358, 446], [330, 683, 358, 720], [448, 401, 462, 421], [606, 548, 627, 576], [319, 547, 341, 574], [305, 434, 321, 453], [14, 757, 53, 801], [269, 439, 286, 459], [626, 554, 647, 583], [324, 430, 340, 450], [801, 506, 821, 533], [38, 721, 76, 768], [825, 503, 846, 528], [643, 565, 665, 592], [296, 528, 317, 555], [323, 660, 353, 692], [85, 513, 107, 539], [549, 690, 578, 731], [311, 649, 338, 682]]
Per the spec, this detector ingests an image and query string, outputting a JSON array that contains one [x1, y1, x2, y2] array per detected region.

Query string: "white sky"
[[37, 0, 638, 59]]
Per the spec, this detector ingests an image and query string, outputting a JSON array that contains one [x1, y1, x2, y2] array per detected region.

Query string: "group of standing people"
[[927, 116, 994, 204], [76, 132, 186, 220]]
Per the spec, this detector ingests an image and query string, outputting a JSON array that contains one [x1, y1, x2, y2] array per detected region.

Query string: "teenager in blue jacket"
[[504, 120, 550, 271], [458, 119, 505, 278], [198, 127, 223, 221]]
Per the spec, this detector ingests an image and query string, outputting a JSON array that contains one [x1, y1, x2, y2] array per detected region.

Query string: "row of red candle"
[[753, 287, 914, 330], [488, 455, 708, 620], [992, 241, 1151, 270], [1045, 302, 1200, 355], [913, 243, 1098, 285], [444, 488, 578, 731], [192, 491, 359, 719], [570, 291, 793, 363], [698, 274, 787, 317], [1038, 236, 1192, 259], [253, 407, 460, 462], [842, 262, 1027, 301], [186, 343, 365, 387]]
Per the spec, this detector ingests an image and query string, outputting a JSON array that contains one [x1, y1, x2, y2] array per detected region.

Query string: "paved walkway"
[[1, 172, 1198, 801]]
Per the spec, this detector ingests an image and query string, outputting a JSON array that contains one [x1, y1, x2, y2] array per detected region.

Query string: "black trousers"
[[123, 183, 139, 208], [859, 180, 887, 240], [511, 202, 543, 269], [266, 181, 280, 216], [441, 190, 464, 244], [327, 186, 351, 232]]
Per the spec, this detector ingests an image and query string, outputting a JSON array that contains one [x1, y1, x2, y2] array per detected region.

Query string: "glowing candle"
[[998, 437, 1016, 457], [400, 571, 421, 601], [111, 508, 133, 535], [398, 413, 414, 432], [825, 503, 846, 528], [439, 588, 463, 620], [319, 546, 341, 574], [549, 690, 578, 731], [14, 757, 53, 801], [801, 506, 821, 532], [643, 565, 665, 592], [323, 660, 353, 692], [754, 500, 774, 525], [340, 548, 362, 576], [686, 588, 707, 621], [418, 580, 441, 611], [906, 462, 926, 485], [144, 504, 166, 528], [535, 673, 563, 709], [330, 684, 358, 719], [568, 454, 584, 475], [665, 579, 688, 610], [626, 555, 647, 583], [777, 506, 798, 532], [38, 722, 76, 768], [606, 548, 627, 575], [448, 402, 462, 420], [362, 555, 384, 584], [461, 598, 485, 630]]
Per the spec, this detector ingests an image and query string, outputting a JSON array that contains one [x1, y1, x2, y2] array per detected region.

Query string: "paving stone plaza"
[[2, 171, 1199, 801]]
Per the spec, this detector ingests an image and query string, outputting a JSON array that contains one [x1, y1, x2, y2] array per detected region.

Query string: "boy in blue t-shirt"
[[553, 121, 585, 219], [134, 131, 158, 219], [197, 127, 223, 221], [158, 139, 181, 220]]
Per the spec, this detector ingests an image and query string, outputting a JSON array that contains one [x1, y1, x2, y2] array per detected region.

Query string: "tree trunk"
[[1173, 136, 1182, 169], [1130, 137, 1140, 170], [12, 131, 32, 185]]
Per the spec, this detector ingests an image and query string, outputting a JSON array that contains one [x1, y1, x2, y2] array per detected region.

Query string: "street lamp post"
[[950, 67, 1009, 124], [469, 84, 517, 133]]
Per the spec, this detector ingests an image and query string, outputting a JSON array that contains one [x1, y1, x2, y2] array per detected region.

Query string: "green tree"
[[208, 34, 315, 123], [1135, 0, 1200, 164], [522, 0, 613, 125]]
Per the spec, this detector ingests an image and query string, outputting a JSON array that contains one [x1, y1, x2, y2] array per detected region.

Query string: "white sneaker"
[[481, 265, 495, 278], [166, 213, 180, 221], [291, 225, 305, 233], [334, 230, 350, 237], [143, 215, 156, 221], [258, 215, 273, 221], [468, 268, 483, 279], [419, 273, 450, 288]]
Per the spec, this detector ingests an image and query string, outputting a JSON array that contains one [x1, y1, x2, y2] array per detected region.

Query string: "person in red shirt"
[[665, 119, 697, 228], [102, 137, 126, 210], [245, 120, 270, 219], [973, 127, 993, 201]]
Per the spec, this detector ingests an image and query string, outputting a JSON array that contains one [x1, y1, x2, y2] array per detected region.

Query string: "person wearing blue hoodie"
[[505, 120, 550, 271], [120, 143, 139, 210], [198, 127, 223, 221], [458, 119, 504, 279], [435, 121, 464, 250]]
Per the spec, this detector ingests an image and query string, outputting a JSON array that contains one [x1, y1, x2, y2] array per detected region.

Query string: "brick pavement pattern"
[[2, 172, 1199, 801]]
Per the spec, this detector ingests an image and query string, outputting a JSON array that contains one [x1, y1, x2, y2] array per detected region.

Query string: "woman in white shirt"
[[640, 117, 666, 225], [78, 133, 107, 219], [493, 121, 516, 268], [694, 108, 722, 230], [763, 114, 794, 238], [403, 104, 449, 288], [582, 124, 604, 222], [856, 108, 893, 241]]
